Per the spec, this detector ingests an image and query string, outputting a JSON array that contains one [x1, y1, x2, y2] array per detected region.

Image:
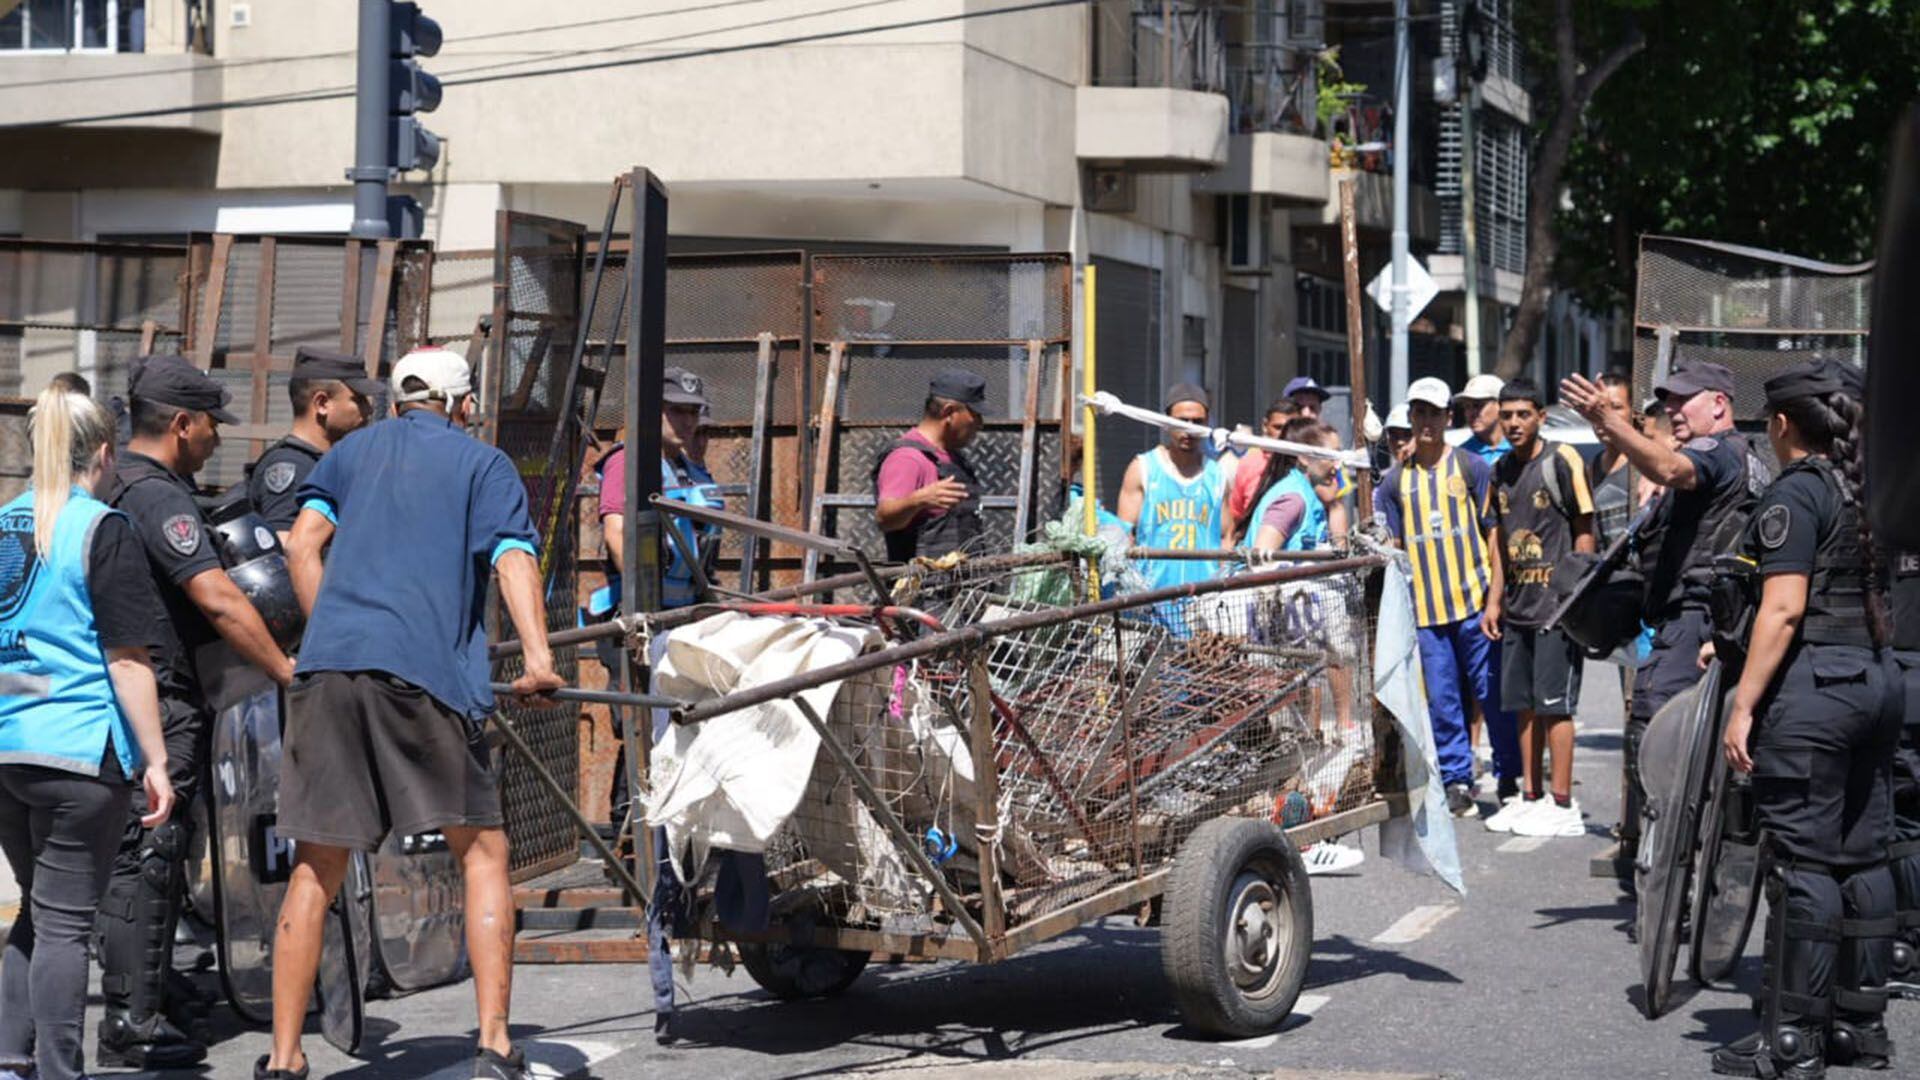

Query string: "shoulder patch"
[[263, 460, 298, 494], [162, 513, 202, 557], [1757, 503, 1792, 550], [1686, 436, 1721, 451]]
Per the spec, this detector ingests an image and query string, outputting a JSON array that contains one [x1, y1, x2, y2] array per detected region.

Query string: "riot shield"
[[1636, 661, 1722, 1018], [206, 688, 290, 1024], [317, 885, 366, 1055], [1688, 683, 1763, 987], [368, 831, 469, 993]]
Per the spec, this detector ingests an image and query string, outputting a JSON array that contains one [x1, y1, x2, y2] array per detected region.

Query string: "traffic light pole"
[[349, 0, 393, 239]]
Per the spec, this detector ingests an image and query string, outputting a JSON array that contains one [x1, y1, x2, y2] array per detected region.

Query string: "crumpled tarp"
[[642, 612, 878, 883], [1373, 556, 1467, 894]]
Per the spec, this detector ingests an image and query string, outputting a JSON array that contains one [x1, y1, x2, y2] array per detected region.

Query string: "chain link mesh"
[[812, 254, 1072, 345]]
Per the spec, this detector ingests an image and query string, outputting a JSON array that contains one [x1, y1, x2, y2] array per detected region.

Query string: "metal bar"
[[1284, 798, 1390, 847], [654, 494, 857, 562], [985, 689, 1123, 866], [534, 186, 621, 562], [741, 332, 776, 592], [248, 236, 276, 459], [964, 659, 1006, 953], [139, 318, 158, 355], [805, 341, 847, 582], [340, 239, 363, 353], [489, 602, 946, 660], [1014, 339, 1044, 545], [1340, 178, 1375, 521], [676, 556, 1384, 725], [717, 923, 979, 964], [1080, 263, 1100, 601], [1122, 664, 1324, 807], [998, 870, 1167, 958], [487, 682, 680, 710], [191, 233, 232, 368], [790, 698, 991, 955], [658, 501, 716, 605], [1631, 322, 1870, 337], [482, 708, 648, 900]]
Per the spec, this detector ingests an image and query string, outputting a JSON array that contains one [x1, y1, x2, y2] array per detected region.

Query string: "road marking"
[[1498, 835, 1549, 853], [418, 1038, 623, 1080], [1371, 904, 1457, 945], [1221, 994, 1329, 1048]]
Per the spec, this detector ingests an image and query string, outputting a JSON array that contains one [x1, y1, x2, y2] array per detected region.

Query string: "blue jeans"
[[1417, 614, 1519, 788]]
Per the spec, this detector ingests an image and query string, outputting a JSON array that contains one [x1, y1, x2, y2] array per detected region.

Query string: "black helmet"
[[205, 503, 304, 651], [1550, 550, 1645, 659]]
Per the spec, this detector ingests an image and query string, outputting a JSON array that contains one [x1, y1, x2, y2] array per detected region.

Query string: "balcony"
[[1080, 4, 1231, 171], [0, 1, 220, 136], [1193, 41, 1329, 205]]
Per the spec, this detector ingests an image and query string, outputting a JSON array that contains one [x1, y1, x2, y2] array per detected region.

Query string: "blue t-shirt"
[[293, 409, 539, 719], [1462, 432, 1512, 465]]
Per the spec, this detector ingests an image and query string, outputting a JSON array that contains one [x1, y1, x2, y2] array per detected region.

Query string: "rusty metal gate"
[[1632, 235, 1873, 418], [484, 211, 589, 883], [805, 253, 1074, 580]]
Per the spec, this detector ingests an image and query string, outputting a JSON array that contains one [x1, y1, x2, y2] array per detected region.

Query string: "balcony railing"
[[0, 1, 213, 55], [1093, 3, 1322, 138], [1224, 42, 1318, 136]]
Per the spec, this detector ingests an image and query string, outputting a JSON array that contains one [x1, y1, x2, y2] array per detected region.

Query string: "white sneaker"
[[1512, 798, 1586, 838], [1482, 797, 1543, 834], [1301, 841, 1366, 875]]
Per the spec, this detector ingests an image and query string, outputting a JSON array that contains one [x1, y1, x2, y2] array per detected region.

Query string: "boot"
[[95, 1010, 207, 1069], [1827, 1016, 1893, 1071], [1711, 1024, 1826, 1080]]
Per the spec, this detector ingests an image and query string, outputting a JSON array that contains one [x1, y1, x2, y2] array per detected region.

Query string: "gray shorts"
[[278, 670, 502, 852]]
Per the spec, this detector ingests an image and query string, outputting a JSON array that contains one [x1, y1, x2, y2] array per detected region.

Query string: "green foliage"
[[1315, 46, 1368, 138], [1552, 0, 1920, 309]]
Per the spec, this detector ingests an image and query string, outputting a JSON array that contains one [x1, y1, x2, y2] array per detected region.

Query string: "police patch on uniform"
[[263, 461, 297, 494], [1758, 504, 1792, 550], [162, 514, 201, 556], [1688, 437, 1721, 451]]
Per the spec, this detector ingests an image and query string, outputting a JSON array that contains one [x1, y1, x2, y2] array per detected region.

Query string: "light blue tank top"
[[1132, 450, 1226, 592]]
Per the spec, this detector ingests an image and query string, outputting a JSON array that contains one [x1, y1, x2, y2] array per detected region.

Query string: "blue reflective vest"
[[661, 455, 723, 610], [0, 488, 137, 777], [1241, 468, 1328, 553]]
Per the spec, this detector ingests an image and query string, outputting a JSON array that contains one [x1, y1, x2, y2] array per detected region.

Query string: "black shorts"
[[1632, 607, 1713, 722], [1500, 626, 1583, 715], [278, 670, 502, 852]]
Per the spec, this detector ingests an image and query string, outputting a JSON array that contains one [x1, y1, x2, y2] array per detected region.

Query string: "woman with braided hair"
[[1711, 357, 1902, 1079]]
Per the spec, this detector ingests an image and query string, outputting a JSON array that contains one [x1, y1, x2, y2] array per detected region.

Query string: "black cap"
[[662, 366, 710, 409], [1164, 382, 1210, 412], [128, 354, 241, 424], [929, 369, 988, 409], [1764, 357, 1865, 408], [1283, 376, 1328, 401], [1655, 358, 1737, 400], [292, 346, 384, 398]]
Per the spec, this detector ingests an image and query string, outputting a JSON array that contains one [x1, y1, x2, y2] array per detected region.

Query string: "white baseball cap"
[[1385, 403, 1411, 431], [391, 347, 473, 404], [1457, 373, 1505, 401], [1406, 377, 1452, 410]]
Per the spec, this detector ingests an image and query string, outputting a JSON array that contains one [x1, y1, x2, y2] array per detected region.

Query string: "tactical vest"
[[1782, 456, 1875, 648], [1889, 548, 1920, 652], [1647, 430, 1774, 611], [1241, 468, 1328, 553], [871, 437, 982, 563], [0, 489, 138, 776]]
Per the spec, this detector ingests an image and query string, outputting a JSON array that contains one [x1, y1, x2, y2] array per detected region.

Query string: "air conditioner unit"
[[1220, 194, 1271, 275], [1083, 167, 1135, 214]]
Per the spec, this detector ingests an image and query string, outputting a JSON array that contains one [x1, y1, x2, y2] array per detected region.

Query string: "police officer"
[[1709, 358, 1900, 1078], [246, 346, 380, 541], [1888, 550, 1920, 999], [96, 356, 296, 1068], [872, 370, 986, 562], [1563, 358, 1772, 858]]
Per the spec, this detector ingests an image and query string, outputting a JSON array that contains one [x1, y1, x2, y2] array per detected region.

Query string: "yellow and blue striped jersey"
[[1374, 448, 1497, 627]]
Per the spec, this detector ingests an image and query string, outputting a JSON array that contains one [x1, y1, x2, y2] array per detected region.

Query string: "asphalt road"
[[44, 661, 1920, 1078]]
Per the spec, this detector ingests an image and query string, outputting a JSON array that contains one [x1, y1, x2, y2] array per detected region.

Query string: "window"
[[0, 1, 141, 53]]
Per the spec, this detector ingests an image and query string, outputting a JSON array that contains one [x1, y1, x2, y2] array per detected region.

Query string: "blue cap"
[[1284, 376, 1329, 401]]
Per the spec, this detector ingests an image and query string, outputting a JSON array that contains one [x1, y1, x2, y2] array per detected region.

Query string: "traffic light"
[[390, 2, 442, 173]]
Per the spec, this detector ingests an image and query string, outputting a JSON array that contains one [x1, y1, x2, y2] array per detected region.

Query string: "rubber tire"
[[737, 942, 871, 1000], [1161, 817, 1314, 1038]]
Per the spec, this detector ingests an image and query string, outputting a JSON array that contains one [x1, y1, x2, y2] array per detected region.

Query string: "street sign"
[[1367, 258, 1439, 320]]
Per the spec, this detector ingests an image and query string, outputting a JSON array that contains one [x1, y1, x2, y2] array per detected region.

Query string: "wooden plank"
[[361, 239, 397, 375], [803, 340, 846, 582], [1339, 179, 1373, 521], [339, 239, 362, 352], [966, 658, 1007, 955], [717, 924, 979, 964], [1283, 798, 1389, 847], [998, 871, 1169, 958], [1013, 338, 1043, 544], [741, 331, 776, 591], [248, 236, 276, 458], [191, 233, 232, 368], [138, 319, 158, 355]]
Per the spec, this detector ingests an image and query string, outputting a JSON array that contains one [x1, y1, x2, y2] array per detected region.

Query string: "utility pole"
[[1389, 0, 1411, 401], [1459, 2, 1487, 377], [348, 0, 392, 239]]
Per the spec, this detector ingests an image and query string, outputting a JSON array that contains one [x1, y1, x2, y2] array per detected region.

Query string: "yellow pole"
[[1082, 263, 1100, 601]]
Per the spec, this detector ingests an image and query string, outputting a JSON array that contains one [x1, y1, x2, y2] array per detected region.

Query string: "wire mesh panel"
[[0, 398, 27, 503], [485, 212, 587, 883], [0, 239, 188, 399], [812, 254, 1073, 346], [1632, 236, 1872, 422]]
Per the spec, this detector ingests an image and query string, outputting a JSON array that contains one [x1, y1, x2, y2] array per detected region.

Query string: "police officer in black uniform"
[[1563, 358, 1773, 859], [1888, 550, 1920, 998], [872, 370, 986, 562], [1709, 358, 1900, 1079], [246, 346, 379, 539], [95, 356, 297, 1068]]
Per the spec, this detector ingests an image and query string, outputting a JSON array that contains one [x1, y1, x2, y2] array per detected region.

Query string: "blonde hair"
[[28, 385, 115, 556]]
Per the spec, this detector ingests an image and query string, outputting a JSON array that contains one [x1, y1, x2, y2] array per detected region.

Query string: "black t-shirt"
[[1495, 442, 1596, 629], [1742, 466, 1836, 577], [87, 512, 165, 651], [108, 451, 221, 701], [246, 436, 324, 532], [1640, 433, 1750, 610]]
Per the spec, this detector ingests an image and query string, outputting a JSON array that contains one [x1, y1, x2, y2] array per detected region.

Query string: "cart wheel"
[[737, 942, 870, 1000], [1161, 817, 1313, 1038]]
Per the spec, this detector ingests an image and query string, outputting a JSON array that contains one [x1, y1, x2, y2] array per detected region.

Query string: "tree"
[[1493, 0, 1647, 379], [1553, 0, 1920, 314]]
